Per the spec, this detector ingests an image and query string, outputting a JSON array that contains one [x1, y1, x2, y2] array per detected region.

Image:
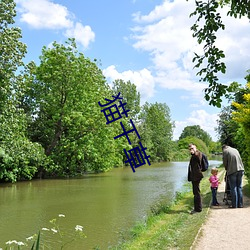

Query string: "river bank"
[[111, 168, 224, 249]]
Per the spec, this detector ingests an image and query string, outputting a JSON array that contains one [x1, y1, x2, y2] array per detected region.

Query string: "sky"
[[14, 0, 250, 141]]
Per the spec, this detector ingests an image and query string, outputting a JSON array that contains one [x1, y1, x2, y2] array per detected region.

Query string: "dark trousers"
[[211, 187, 218, 205], [192, 181, 202, 212]]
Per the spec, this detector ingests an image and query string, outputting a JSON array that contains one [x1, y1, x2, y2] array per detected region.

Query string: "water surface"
[[0, 160, 221, 249]]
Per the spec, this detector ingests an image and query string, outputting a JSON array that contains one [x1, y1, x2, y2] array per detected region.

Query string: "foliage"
[[179, 125, 212, 146], [111, 79, 141, 121], [110, 79, 142, 166], [0, 0, 49, 182], [215, 72, 250, 176], [216, 106, 240, 147], [139, 102, 174, 162], [178, 136, 209, 156], [23, 39, 125, 175], [231, 81, 250, 176], [0, 0, 27, 109], [189, 0, 250, 107], [171, 148, 190, 161], [209, 141, 222, 154]]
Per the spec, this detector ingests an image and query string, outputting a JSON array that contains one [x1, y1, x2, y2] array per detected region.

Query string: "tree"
[[24, 39, 125, 175], [231, 80, 250, 176], [216, 72, 250, 149], [214, 72, 250, 176], [178, 136, 209, 156], [111, 79, 140, 121], [216, 106, 240, 147], [179, 125, 212, 146], [0, 0, 27, 109], [190, 0, 250, 107], [0, 0, 48, 183], [139, 102, 174, 161]]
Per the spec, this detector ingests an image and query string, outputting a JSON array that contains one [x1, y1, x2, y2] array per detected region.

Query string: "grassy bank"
[[110, 169, 225, 250]]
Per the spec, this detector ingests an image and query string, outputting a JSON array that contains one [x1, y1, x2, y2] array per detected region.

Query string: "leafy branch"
[[189, 0, 250, 107]]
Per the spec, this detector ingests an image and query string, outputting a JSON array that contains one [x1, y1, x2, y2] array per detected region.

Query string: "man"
[[222, 144, 244, 208], [188, 143, 204, 214]]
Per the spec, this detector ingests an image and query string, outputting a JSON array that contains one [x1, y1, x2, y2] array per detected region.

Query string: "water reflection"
[[0, 160, 221, 249]]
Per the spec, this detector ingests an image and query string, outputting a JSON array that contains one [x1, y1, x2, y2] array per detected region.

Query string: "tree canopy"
[[179, 125, 212, 146], [23, 39, 127, 176], [139, 102, 174, 162], [0, 0, 48, 182], [216, 72, 250, 176], [178, 136, 209, 156]]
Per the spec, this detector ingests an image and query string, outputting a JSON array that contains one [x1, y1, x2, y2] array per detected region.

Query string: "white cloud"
[[16, 0, 73, 29], [65, 22, 95, 48], [214, 7, 250, 81], [173, 110, 219, 141], [16, 0, 95, 49], [130, 0, 250, 95], [132, 1, 175, 23], [103, 65, 155, 103]]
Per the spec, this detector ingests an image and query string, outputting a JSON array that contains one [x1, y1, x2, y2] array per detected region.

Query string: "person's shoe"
[[228, 205, 236, 208], [190, 209, 201, 214], [238, 205, 243, 208], [212, 203, 220, 206]]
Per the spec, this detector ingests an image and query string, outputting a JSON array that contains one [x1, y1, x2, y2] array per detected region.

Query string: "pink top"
[[209, 175, 219, 188]]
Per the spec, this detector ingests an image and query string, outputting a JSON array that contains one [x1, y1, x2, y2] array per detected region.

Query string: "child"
[[209, 168, 220, 206]]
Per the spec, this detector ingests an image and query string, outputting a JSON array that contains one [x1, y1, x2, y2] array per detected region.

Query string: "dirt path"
[[192, 174, 250, 250]]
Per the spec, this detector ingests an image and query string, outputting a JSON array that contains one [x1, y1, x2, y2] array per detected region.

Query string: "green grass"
[[243, 175, 250, 196], [110, 170, 225, 250]]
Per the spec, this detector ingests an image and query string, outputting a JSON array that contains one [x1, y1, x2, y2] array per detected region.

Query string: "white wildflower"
[[42, 227, 50, 231], [75, 225, 83, 231], [6, 240, 17, 245], [58, 214, 65, 217], [26, 236, 34, 241], [17, 241, 25, 246], [51, 228, 58, 233]]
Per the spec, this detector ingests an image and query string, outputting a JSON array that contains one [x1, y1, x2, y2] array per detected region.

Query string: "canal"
[[0, 160, 221, 249]]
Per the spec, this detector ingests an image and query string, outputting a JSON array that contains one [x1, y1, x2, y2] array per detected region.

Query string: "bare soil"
[[192, 175, 250, 250]]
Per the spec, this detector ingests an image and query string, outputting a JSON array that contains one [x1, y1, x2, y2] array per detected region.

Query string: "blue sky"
[[14, 0, 250, 141]]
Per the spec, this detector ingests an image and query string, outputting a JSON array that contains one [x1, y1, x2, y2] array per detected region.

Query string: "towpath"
[[192, 173, 250, 250]]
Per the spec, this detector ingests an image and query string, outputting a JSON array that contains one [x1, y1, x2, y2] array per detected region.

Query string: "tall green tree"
[[216, 73, 250, 149], [230, 77, 250, 176], [139, 102, 174, 162], [179, 125, 212, 146], [0, 0, 47, 182], [216, 106, 240, 147], [190, 0, 250, 107], [111, 79, 140, 121], [178, 136, 209, 156], [24, 39, 125, 175], [0, 0, 26, 108]]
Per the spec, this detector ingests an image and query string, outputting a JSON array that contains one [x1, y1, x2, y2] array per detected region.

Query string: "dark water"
[[0, 160, 221, 249]]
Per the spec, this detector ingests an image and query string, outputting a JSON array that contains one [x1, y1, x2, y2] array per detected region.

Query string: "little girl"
[[209, 168, 220, 206]]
